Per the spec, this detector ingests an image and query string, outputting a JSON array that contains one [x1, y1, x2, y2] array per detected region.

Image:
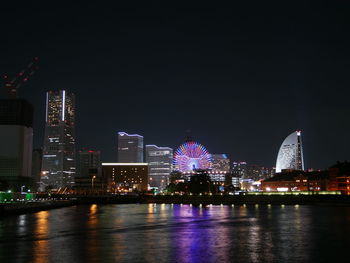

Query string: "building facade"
[[261, 170, 329, 192], [231, 161, 247, 178], [145, 145, 173, 191], [328, 162, 350, 195], [210, 154, 230, 172], [276, 131, 304, 173], [41, 90, 76, 189], [0, 99, 33, 190], [102, 163, 148, 192], [77, 150, 101, 178], [32, 148, 42, 191], [117, 132, 144, 163]]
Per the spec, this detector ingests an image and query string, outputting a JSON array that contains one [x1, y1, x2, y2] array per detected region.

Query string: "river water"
[[1, 204, 350, 263]]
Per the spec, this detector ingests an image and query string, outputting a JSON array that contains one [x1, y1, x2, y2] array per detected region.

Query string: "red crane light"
[[2, 57, 39, 98]]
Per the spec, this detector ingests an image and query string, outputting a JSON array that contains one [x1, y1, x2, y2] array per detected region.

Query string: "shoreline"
[[1, 194, 350, 216]]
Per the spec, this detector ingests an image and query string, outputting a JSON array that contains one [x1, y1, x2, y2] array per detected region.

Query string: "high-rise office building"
[[145, 145, 173, 191], [117, 132, 143, 163], [210, 154, 230, 172], [276, 131, 304, 173], [0, 99, 33, 190], [41, 90, 76, 189]]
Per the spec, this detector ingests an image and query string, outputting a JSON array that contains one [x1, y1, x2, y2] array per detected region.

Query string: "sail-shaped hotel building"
[[275, 131, 304, 173]]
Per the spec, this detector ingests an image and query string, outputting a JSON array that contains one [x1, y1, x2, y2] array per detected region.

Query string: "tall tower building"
[[0, 99, 33, 190], [41, 90, 76, 189], [117, 132, 143, 163], [276, 131, 304, 173], [145, 145, 173, 191]]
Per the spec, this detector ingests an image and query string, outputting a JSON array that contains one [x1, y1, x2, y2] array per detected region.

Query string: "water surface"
[[1, 204, 350, 262]]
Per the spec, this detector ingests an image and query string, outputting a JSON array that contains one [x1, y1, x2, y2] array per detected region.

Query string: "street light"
[[92, 176, 96, 189]]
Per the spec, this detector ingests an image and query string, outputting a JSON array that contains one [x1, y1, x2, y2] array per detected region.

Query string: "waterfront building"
[[41, 90, 76, 189], [208, 170, 226, 185], [276, 131, 304, 173], [261, 162, 350, 194], [232, 161, 274, 181], [169, 171, 187, 184], [328, 162, 350, 195], [117, 132, 144, 163], [102, 163, 148, 192], [210, 154, 230, 172], [231, 176, 240, 188], [231, 161, 247, 178], [240, 178, 256, 191], [0, 99, 34, 191], [261, 170, 328, 192], [145, 145, 173, 191]]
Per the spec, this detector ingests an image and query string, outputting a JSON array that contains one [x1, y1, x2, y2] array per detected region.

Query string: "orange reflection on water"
[[147, 203, 156, 223], [34, 211, 49, 263], [87, 204, 98, 262]]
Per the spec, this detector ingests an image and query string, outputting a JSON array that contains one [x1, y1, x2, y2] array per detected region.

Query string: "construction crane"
[[2, 57, 39, 98]]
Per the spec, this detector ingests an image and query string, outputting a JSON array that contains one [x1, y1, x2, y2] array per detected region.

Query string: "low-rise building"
[[102, 163, 148, 192], [328, 162, 350, 195], [261, 170, 329, 192]]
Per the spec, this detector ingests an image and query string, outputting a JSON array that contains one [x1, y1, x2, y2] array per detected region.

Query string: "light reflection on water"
[[1, 204, 350, 263], [34, 211, 49, 263]]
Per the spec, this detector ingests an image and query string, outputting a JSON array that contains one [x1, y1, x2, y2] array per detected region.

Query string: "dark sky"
[[1, 2, 350, 169]]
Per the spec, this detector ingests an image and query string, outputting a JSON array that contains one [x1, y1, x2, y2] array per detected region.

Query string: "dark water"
[[1, 204, 350, 263]]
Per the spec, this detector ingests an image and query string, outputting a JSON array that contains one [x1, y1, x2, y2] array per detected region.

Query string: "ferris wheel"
[[174, 141, 212, 172]]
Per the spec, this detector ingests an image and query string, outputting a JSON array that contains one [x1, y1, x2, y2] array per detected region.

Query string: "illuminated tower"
[[275, 131, 304, 173], [145, 145, 173, 191], [41, 90, 76, 189], [117, 132, 144, 163]]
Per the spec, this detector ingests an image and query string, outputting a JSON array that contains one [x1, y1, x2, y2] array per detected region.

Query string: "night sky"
[[1, 2, 349, 169]]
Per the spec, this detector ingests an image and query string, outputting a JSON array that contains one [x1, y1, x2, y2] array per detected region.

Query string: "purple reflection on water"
[[1, 204, 350, 262]]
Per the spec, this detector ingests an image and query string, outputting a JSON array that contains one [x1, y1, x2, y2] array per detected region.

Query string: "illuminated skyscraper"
[[276, 131, 304, 173], [145, 145, 173, 191], [117, 132, 143, 163], [41, 90, 76, 189]]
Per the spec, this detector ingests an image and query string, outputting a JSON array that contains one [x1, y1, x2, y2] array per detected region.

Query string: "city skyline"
[[1, 2, 350, 169], [1, 3, 350, 262]]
